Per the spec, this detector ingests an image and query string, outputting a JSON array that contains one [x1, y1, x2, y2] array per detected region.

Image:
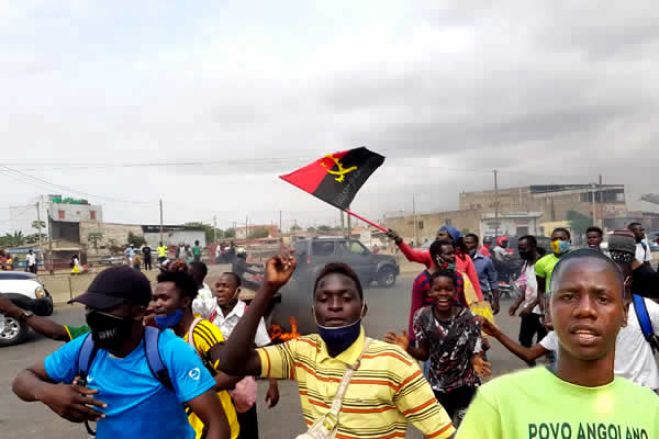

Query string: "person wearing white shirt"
[[629, 222, 653, 265], [25, 250, 37, 274], [194, 272, 279, 439]]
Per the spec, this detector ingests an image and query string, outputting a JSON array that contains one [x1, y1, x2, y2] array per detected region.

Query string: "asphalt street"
[[1, 274, 531, 438]]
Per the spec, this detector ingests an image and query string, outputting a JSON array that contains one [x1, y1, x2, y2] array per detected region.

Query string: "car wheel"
[[0, 316, 29, 347], [377, 266, 397, 287]]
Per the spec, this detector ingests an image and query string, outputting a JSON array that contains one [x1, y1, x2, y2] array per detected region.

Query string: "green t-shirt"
[[535, 253, 560, 294], [64, 324, 90, 341], [457, 367, 658, 439]]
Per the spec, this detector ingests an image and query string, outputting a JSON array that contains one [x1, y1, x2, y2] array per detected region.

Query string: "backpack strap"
[[76, 333, 98, 382], [632, 294, 659, 353], [144, 327, 173, 390]]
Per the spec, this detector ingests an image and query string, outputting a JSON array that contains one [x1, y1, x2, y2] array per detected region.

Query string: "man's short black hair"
[[550, 248, 623, 295], [430, 269, 459, 288], [429, 239, 454, 262], [222, 272, 242, 287], [627, 222, 642, 229], [313, 262, 363, 299], [552, 227, 571, 240], [586, 226, 603, 237], [518, 235, 537, 248], [189, 261, 208, 278], [464, 233, 480, 243], [157, 270, 199, 302]]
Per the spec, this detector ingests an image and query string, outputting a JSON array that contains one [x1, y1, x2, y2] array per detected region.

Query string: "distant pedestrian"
[[124, 244, 135, 266], [157, 241, 168, 265], [142, 244, 152, 270], [628, 222, 652, 266], [26, 250, 37, 274], [193, 240, 202, 263]]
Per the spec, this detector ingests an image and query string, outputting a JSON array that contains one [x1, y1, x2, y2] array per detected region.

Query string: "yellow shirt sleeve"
[[393, 361, 455, 439], [191, 320, 226, 371], [456, 387, 501, 439], [256, 340, 297, 380]]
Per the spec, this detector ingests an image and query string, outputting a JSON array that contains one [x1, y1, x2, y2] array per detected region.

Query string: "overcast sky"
[[1, 0, 658, 234]]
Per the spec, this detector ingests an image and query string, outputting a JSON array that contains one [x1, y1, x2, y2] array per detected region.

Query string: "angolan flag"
[[279, 147, 385, 210]]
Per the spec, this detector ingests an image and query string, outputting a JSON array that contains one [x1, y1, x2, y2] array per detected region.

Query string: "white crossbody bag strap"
[[321, 338, 372, 431]]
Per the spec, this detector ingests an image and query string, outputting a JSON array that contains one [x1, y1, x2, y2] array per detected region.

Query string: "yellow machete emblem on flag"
[[321, 154, 358, 183]]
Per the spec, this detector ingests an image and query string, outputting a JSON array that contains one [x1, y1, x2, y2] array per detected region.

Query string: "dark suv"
[[269, 237, 400, 335], [292, 237, 400, 289]]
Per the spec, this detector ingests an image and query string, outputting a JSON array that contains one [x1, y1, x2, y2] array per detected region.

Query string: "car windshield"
[[0, 272, 36, 280]]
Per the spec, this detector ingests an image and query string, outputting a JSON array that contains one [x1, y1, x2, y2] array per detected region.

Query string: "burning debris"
[[268, 316, 300, 343]]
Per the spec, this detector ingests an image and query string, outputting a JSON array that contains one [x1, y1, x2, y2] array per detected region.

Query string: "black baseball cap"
[[69, 266, 152, 310]]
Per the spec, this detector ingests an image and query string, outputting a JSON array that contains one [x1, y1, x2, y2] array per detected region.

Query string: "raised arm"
[[386, 228, 433, 267], [215, 256, 296, 376]]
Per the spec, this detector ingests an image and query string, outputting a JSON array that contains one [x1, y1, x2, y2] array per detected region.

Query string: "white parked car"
[[0, 271, 54, 347]]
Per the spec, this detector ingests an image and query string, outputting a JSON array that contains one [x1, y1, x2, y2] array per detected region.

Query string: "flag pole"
[[343, 208, 388, 233]]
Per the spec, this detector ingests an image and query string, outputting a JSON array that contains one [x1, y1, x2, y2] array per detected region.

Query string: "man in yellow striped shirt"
[[217, 256, 455, 439], [153, 270, 240, 439]]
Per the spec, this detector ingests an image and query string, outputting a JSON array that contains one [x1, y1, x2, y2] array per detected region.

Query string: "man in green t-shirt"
[[457, 249, 658, 438], [535, 227, 571, 317], [0, 293, 88, 342]]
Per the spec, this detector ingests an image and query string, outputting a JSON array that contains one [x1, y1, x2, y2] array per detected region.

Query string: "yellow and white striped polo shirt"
[[257, 327, 455, 439]]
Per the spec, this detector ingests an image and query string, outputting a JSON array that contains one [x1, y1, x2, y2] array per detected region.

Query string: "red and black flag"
[[279, 147, 385, 210]]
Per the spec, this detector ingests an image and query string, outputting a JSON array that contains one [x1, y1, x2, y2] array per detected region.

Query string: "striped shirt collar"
[[316, 326, 366, 366]]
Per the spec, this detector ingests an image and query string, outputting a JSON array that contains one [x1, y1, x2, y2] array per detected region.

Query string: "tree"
[[566, 210, 592, 238], [32, 220, 46, 231], [248, 227, 270, 239], [317, 225, 332, 233], [224, 228, 236, 239], [127, 232, 146, 248], [290, 224, 302, 232], [0, 231, 25, 247], [306, 226, 317, 233], [88, 232, 104, 253]]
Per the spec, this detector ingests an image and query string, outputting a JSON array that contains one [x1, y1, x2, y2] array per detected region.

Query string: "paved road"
[[1, 275, 530, 438]]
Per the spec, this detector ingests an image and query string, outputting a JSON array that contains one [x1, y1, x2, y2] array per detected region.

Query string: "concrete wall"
[[384, 209, 482, 244], [48, 204, 103, 223], [79, 221, 144, 254], [144, 231, 206, 248]]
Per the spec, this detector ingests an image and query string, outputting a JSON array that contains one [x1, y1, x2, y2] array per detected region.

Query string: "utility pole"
[[340, 211, 346, 236], [245, 215, 249, 243], [412, 194, 418, 246], [493, 169, 500, 239], [159, 199, 164, 244], [213, 215, 217, 243], [591, 183, 597, 225], [346, 208, 352, 238], [35, 202, 43, 250], [598, 174, 603, 228], [279, 210, 283, 236]]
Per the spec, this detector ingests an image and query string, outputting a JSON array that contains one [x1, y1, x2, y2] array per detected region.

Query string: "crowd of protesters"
[[2, 221, 658, 438]]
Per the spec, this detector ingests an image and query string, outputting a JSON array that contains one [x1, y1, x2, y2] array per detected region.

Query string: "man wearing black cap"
[[12, 266, 230, 439]]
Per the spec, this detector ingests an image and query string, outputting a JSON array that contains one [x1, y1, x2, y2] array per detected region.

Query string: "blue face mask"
[[314, 307, 364, 357], [154, 309, 184, 329]]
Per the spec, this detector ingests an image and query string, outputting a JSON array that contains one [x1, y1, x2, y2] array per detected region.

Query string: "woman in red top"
[[388, 225, 484, 303]]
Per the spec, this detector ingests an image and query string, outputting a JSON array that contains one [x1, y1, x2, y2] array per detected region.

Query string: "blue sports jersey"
[[45, 329, 215, 439]]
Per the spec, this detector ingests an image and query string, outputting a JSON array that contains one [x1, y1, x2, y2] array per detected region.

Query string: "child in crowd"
[[386, 269, 489, 426]]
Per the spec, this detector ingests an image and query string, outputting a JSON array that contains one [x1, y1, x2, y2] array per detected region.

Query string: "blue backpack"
[[76, 326, 173, 390], [632, 294, 659, 354]]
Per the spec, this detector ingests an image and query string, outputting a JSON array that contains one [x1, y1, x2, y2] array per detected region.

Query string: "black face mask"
[[86, 310, 134, 349], [519, 250, 534, 261]]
